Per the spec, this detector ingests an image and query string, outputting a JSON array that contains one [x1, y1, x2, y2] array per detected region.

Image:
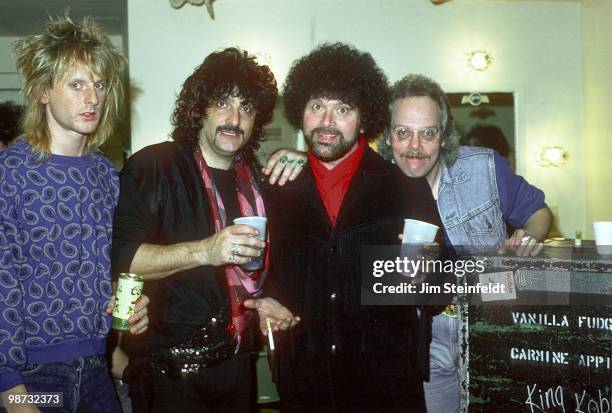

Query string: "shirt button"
[[330, 292, 337, 301]]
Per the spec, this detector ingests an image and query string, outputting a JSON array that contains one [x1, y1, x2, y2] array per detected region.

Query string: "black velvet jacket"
[[111, 141, 242, 350], [265, 147, 442, 412]]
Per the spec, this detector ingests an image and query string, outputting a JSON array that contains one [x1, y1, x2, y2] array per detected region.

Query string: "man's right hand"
[[498, 229, 544, 257], [1, 385, 42, 413], [199, 224, 266, 266]]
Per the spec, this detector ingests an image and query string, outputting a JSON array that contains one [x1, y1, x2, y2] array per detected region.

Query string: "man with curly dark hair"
[[264, 43, 442, 412], [111, 48, 299, 412]]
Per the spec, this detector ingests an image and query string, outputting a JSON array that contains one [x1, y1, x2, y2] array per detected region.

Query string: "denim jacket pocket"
[[459, 200, 505, 248]]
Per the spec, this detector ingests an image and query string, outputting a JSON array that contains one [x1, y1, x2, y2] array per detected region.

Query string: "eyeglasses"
[[390, 126, 440, 144]]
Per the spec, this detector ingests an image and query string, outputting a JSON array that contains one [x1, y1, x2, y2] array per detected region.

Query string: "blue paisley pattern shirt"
[[0, 139, 119, 391]]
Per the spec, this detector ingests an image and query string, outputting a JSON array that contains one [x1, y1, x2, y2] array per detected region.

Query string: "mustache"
[[400, 151, 431, 159], [311, 127, 342, 137], [216, 125, 244, 136]]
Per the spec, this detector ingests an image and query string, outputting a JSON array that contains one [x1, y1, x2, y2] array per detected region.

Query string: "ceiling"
[[0, 0, 126, 37]]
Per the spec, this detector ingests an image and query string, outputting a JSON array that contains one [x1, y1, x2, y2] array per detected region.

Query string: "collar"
[[439, 157, 470, 186]]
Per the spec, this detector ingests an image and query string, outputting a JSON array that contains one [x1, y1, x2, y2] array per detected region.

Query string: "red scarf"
[[308, 137, 367, 226], [194, 151, 267, 352]]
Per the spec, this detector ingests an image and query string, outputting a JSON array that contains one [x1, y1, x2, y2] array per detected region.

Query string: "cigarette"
[[266, 318, 275, 350]]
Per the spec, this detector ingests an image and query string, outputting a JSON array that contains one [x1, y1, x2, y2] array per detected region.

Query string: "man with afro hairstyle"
[[264, 43, 442, 412]]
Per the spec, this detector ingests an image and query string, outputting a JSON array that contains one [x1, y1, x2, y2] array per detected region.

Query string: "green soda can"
[[112, 273, 144, 331]]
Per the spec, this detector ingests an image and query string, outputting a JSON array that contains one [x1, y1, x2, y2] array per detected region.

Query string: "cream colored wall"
[[126, 0, 585, 237], [582, 0, 612, 239]]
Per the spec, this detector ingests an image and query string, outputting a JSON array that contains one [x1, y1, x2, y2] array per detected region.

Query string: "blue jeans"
[[424, 314, 459, 413], [113, 379, 132, 413], [20, 354, 120, 413]]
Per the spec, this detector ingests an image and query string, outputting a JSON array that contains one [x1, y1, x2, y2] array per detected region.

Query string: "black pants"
[[131, 352, 252, 413]]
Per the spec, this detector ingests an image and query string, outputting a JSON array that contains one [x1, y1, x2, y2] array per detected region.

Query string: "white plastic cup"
[[399, 219, 439, 277], [233, 216, 267, 270], [402, 219, 440, 244], [593, 221, 612, 255]]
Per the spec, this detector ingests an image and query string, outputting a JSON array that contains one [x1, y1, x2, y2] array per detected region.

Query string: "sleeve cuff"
[[0, 370, 24, 393], [111, 241, 142, 281]]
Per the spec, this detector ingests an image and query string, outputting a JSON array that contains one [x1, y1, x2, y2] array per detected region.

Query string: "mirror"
[[447, 92, 515, 170]]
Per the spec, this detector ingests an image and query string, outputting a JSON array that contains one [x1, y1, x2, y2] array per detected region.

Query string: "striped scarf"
[[194, 150, 268, 351]]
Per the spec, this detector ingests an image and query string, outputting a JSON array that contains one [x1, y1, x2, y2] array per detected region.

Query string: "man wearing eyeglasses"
[[379, 74, 552, 413], [381, 74, 551, 256]]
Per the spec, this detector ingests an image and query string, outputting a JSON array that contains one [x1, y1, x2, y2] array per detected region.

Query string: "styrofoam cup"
[[593, 221, 612, 255], [233, 216, 267, 270], [402, 219, 439, 244]]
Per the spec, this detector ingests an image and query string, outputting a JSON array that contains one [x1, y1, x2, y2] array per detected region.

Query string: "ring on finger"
[[228, 254, 237, 264], [229, 245, 241, 255], [279, 155, 288, 165], [291, 159, 306, 167]]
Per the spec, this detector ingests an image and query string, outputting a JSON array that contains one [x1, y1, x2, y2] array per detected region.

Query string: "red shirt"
[[308, 137, 367, 226]]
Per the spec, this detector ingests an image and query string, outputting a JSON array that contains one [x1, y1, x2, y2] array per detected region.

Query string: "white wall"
[[127, 0, 585, 237], [582, 0, 612, 239]]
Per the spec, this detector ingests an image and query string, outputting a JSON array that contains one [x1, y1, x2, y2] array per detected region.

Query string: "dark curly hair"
[[283, 43, 389, 141], [171, 47, 277, 166]]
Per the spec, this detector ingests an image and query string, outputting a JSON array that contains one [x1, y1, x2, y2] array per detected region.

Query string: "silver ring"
[[292, 159, 306, 167], [279, 155, 288, 165], [229, 245, 241, 255], [228, 254, 237, 263]]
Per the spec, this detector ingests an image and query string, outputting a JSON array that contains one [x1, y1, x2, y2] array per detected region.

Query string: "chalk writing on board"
[[511, 347, 611, 369], [512, 311, 612, 331], [525, 384, 611, 413]]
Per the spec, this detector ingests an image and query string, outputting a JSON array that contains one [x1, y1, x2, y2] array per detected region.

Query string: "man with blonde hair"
[[0, 15, 148, 413]]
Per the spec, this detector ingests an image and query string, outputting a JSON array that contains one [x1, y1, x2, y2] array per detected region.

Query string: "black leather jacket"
[[112, 141, 240, 349], [265, 148, 442, 412]]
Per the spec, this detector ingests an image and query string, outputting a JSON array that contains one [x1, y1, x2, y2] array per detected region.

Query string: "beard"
[[305, 127, 357, 163]]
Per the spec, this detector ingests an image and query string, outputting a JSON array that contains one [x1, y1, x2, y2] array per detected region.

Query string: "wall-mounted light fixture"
[[460, 92, 490, 107], [465, 50, 493, 72], [539, 146, 569, 167]]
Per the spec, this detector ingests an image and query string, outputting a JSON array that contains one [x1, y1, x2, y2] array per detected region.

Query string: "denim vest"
[[437, 147, 506, 254]]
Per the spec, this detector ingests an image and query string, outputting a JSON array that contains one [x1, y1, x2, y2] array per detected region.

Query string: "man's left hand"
[[499, 229, 544, 257], [262, 149, 307, 186], [243, 297, 300, 335], [106, 294, 150, 335]]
